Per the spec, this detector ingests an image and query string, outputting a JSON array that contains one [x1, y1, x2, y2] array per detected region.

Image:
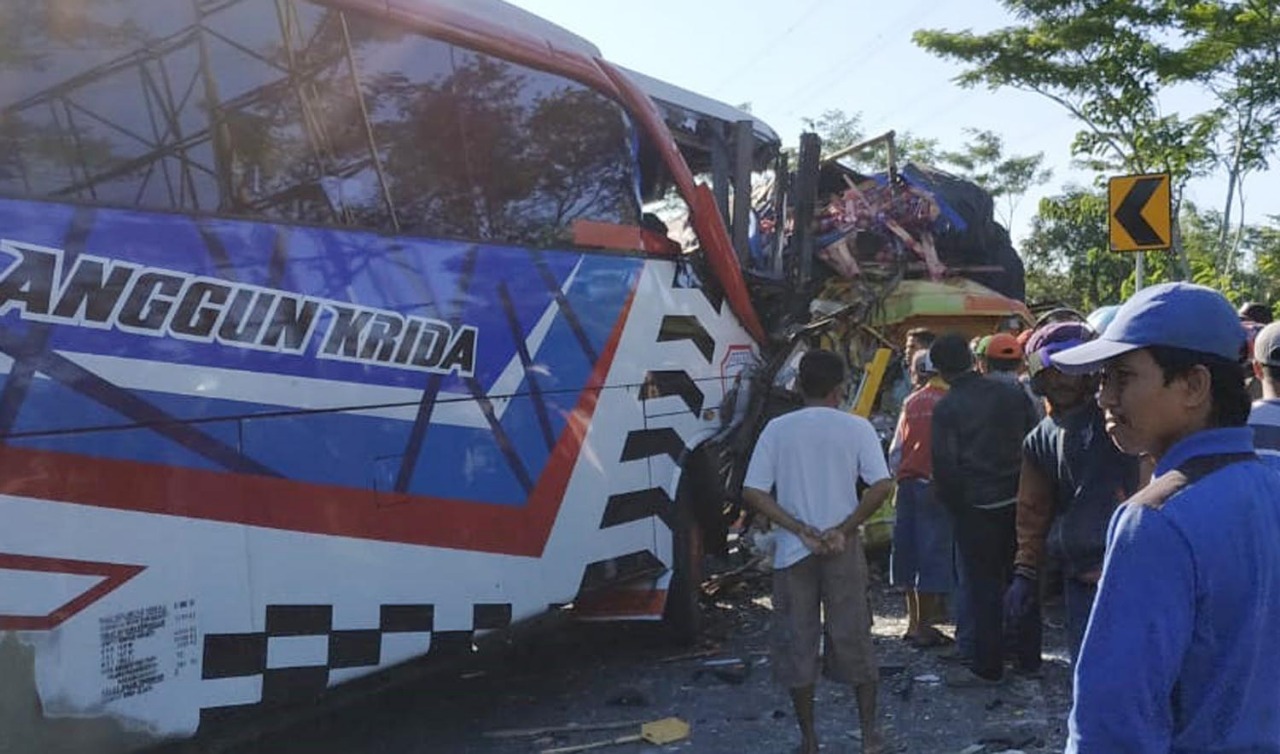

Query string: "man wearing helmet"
[[1085, 305, 1119, 336], [1004, 322, 1144, 667], [1248, 320, 1280, 466]]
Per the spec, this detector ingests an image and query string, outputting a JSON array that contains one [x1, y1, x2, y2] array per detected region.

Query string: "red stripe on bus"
[[0, 553, 145, 630], [0, 285, 638, 558]]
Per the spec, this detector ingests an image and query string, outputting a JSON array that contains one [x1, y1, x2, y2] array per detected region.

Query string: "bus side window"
[[206, 1, 392, 228], [0, 3, 212, 209], [0, 0, 391, 227], [0, 0, 643, 248], [354, 30, 642, 248]]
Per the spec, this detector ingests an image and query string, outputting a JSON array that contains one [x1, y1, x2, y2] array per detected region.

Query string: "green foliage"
[[803, 109, 865, 154], [793, 112, 1047, 217], [793, 109, 940, 171], [912, 2, 1215, 179], [1022, 188, 1133, 311], [915, 0, 1280, 298], [1025, 189, 1280, 312], [1249, 217, 1280, 306], [940, 128, 1052, 226], [1168, 1, 1280, 264]]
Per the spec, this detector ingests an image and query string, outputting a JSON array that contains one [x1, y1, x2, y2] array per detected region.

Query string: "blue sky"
[[508, 0, 1278, 250]]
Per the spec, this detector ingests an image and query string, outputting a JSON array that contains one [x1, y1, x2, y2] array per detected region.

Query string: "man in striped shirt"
[[1247, 320, 1280, 463]]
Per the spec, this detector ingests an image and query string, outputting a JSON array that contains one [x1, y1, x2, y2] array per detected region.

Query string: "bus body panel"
[[0, 201, 757, 746], [0, 0, 765, 747]]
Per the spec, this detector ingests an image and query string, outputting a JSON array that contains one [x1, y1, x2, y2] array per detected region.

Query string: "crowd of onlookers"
[[743, 283, 1280, 753], [888, 317, 1140, 684]]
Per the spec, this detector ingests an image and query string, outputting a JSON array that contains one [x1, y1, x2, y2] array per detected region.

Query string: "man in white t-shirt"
[[743, 349, 895, 754]]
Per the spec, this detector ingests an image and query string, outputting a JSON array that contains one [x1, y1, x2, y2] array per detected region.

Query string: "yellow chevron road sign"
[[1109, 173, 1172, 252]]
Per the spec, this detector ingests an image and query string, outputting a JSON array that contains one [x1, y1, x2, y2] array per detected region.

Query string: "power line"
[[860, 76, 952, 131], [711, 0, 834, 92], [900, 87, 970, 133], [1008, 115, 1081, 149], [779, 0, 940, 118]]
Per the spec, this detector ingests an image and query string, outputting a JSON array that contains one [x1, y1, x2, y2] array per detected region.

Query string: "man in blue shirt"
[[1052, 282, 1280, 753]]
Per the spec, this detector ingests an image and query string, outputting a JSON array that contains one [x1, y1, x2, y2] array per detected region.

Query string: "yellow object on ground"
[[540, 717, 691, 753]]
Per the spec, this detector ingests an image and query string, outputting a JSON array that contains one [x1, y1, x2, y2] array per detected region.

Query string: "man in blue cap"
[[1052, 282, 1280, 753]]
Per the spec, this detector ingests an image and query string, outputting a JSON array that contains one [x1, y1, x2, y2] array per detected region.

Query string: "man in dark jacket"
[[930, 333, 1040, 685], [1004, 322, 1144, 668]]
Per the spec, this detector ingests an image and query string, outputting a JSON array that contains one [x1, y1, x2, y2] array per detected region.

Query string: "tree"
[[802, 109, 865, 156], [795, 112, 1051, 227], [1024, 187, 1280, 313], [1191, 211, 1280, 308], [940, 128, 1052, 227], [913, 1, 1223, 277], [915, 1, 1280, 286], [795, 108, 941, 171], [1163, 2, 1280, 275], [1246, 216, 1280, 309], [1022, 188, 1132, 312]]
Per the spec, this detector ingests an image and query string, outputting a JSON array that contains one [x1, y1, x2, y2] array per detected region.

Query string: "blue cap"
[[1052, 283, 1246, 374]]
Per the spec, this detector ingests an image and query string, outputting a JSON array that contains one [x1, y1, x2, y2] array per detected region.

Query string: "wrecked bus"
[[0, 0, 778, 749]]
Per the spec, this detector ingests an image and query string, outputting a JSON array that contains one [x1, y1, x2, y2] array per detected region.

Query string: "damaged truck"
[[675, 128, 1033, 554]]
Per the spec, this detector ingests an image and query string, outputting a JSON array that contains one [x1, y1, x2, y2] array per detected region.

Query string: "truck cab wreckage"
[[658, 124, 1031, 553]]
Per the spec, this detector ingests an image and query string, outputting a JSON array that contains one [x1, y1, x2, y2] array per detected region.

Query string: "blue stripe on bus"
[[0, 200, 644, 506], [10, 377, 531, 504], [10, 381, 243, 474], [0, 198, 612, 394]]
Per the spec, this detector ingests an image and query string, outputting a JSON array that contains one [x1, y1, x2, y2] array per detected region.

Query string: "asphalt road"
[[171, 554, 1073, 754]]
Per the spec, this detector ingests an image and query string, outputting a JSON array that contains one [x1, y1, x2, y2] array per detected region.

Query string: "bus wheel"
[[663, 501, 704, 644]]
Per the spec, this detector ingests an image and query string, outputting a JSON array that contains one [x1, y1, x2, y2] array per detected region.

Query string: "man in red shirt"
[[888, 350, 952, 647]]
